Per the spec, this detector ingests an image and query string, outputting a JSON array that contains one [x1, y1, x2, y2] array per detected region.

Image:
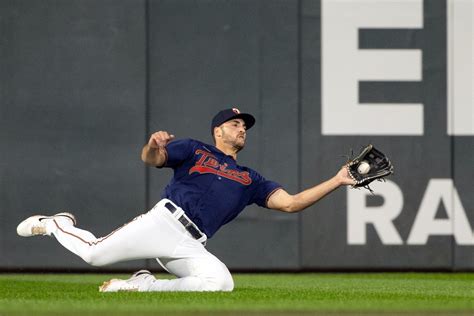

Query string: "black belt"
[[164, 202, 205, 241]]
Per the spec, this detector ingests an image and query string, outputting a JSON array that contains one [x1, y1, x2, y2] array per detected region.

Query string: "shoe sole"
[[99, 279, 118, 292], [99, 271, 152, 292], [99, 279, 139, 292], [17, 215, 47, 237]]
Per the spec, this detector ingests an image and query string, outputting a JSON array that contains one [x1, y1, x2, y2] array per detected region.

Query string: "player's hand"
[[336, 165, 356, 186], [148, 131, 175, 149]]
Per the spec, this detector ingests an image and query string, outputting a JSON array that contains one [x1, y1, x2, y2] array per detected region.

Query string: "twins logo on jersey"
[[189, 150, 252, 185]]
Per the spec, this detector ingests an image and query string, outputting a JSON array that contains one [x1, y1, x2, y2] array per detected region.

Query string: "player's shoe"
[[99, 270, 154, 292], [16, 212, 76, 237]]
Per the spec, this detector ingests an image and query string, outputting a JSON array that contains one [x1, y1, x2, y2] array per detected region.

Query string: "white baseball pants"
[[45, 199, 234, 291]]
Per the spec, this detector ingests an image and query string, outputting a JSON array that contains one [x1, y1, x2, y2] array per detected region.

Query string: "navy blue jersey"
[[159, 138, 282, 238]]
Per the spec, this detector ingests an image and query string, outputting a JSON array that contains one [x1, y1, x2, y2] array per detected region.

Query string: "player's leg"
[[17, 200, 186, 266], [99, 240, 234, 292], [152, 254, 234, 291]]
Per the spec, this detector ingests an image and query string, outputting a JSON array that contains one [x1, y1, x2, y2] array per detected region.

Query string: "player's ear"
[[214, 127, 222, 138]]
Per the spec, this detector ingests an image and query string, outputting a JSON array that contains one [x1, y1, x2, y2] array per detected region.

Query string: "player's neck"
[[215, 143, 238, 160]]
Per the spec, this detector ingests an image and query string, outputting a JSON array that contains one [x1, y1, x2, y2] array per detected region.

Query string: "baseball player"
[[17, 108, 356, 292]]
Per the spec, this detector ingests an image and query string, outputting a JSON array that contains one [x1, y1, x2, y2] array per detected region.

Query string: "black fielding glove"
[[346, 144, 394, 192]]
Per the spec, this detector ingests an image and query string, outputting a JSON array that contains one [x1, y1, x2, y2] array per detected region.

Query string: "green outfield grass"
[[0, 273, 472, 315]]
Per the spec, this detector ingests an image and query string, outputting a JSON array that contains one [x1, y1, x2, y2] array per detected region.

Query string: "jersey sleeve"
[[250, 172, 282, 208], [162, 139, 194, 168]]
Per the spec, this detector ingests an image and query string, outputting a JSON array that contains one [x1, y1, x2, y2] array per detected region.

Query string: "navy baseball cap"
[[211, 108, 255, 134]]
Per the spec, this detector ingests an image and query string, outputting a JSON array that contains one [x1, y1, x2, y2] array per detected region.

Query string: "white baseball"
[[357, 161, 370, 174]]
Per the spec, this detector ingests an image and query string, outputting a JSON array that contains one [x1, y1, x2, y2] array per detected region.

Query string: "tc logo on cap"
[[232, 108, 240, 114]]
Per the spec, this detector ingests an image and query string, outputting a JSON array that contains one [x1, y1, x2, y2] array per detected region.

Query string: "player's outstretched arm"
[[141, 131, 175, 167], [267, 166, 355, 213]]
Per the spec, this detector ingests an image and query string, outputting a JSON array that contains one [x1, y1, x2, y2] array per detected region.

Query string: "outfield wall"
[[0, 0, 472, 271]]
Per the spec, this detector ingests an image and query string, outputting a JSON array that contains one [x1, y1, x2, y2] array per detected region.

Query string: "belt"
[[164, 202, 205, 241]]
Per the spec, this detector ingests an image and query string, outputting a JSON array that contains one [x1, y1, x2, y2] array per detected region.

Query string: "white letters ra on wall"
[[347, 179, 474, 246]]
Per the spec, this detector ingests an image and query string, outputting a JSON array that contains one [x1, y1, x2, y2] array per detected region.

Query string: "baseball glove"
[[346, 144, 394, 192]]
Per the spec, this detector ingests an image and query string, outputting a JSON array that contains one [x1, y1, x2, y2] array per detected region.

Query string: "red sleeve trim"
[[265, 187, 283, 208]]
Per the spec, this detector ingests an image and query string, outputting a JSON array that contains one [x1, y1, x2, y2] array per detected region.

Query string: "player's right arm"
[[266, 166, 355, 213], [141, 131, 175, 167]]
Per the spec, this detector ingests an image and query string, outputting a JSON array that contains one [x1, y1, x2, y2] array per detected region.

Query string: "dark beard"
[[233, 142, 244, 152], [224, 139, 244, 153], [221, 128, 245, 152]]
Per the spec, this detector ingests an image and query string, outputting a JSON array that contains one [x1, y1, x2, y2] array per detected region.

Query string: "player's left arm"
[[267, 166, 355, 213]]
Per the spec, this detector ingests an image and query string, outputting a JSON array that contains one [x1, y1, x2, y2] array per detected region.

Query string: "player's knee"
[[217, 270, 234, 291], [204, 267, 234, 292], [82, 250, 107, 267]]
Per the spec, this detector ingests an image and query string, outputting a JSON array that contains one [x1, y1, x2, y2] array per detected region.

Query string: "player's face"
[[219, 119, 247, 151]]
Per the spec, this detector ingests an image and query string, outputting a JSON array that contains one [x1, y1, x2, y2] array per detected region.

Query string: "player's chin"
[[234, 140, 245, 151]]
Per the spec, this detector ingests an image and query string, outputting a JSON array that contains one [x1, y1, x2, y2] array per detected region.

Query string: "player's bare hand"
[[148, 131, 175, 149], [336, 165, 356, 186]]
